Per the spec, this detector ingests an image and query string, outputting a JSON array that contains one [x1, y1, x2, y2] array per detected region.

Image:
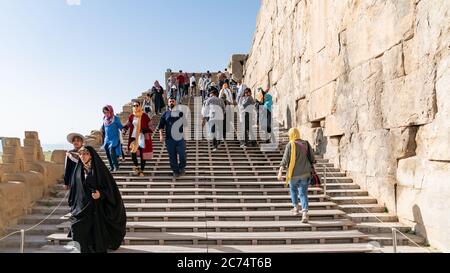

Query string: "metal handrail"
[[321, 162, 431, 253]]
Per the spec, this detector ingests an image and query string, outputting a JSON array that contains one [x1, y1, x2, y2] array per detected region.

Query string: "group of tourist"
[[201, 80, 274, 150], [62, 70, 316, 253]]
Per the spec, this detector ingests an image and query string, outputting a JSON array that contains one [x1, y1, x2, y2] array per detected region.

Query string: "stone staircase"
[[0, 96, 427, 253]]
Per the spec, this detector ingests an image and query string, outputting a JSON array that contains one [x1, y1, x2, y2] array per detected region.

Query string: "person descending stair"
[[122, 100, 154, 177], [202, 87, 225, 152], [219, 82, 235, 142], [101, 105, 123, 172], [278, 128, 315, 223], [67, 146, 126, 253], [150, 80, 166, 115], [238, 88, 257, 148], [158, 97, 187, 178]]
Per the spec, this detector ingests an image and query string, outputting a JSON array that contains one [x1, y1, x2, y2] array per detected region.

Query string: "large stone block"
[[2, 138, 20, 148], [24, 131, 39, 140], [51, 150, 67, 164], [1, 172, 45, 205], [381, 62, 437, 128], [324, 115, 344, 137], [0, 182, 27, 233], [307, 81, 336, 122], [344, 0, 414, 68], [396, 158, 450, 251]]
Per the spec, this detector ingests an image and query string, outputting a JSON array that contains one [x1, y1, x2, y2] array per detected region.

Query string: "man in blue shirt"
[[158, 97, 187, 178]]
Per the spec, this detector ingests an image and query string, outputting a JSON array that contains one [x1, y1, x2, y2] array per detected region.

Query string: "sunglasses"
[[133, 105, 140, 107]]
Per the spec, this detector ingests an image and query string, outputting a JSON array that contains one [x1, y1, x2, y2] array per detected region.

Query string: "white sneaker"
[[301, 211, 309, 223], [290, 208, 300, 216]]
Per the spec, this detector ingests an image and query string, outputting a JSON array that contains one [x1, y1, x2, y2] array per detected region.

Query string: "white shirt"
[[132, 117, 138, 138], [131, 117, 145, 148], [219, 88, 233, 104], [237, 84, 247, 103], [198, 77, 205, 90], [190, 76, 196, 85]]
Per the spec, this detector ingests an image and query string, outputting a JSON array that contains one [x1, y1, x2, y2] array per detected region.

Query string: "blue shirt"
[[264, 93, 273, 113], [158, 110, 186, 141], [103, 115, 123, 148]]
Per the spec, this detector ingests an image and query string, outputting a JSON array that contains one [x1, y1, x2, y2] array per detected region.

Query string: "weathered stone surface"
[[0, 182, 26, 233], [228, 54, 247, 81], [307, 81, 336, 122], [244, 0, 450, 251], [324, 115, 344, 137], [51, 150, 67, 164], [0, 132, 65, 235]]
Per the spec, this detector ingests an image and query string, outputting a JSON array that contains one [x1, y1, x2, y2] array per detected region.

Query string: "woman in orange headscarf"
[[122, 100, 154, 177]]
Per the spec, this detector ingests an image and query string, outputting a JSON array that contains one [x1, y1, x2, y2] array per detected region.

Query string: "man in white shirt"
[[189, 73, 197, 97], [202, 87, 225, 151], [236, 79, 247, 104]]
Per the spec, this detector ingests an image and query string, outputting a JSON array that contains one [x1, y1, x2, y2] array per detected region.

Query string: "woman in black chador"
[[68, 146, 127, 253]]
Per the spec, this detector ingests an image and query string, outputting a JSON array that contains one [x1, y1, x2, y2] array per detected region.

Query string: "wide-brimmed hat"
[[67, 133, 85, 144]]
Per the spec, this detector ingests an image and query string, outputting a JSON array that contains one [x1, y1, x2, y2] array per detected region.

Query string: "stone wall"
[[244, 0, 450, 251], [0, 132, 65, 235]]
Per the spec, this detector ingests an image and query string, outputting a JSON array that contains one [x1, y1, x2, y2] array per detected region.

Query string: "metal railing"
[[321, 162, 431, 253]]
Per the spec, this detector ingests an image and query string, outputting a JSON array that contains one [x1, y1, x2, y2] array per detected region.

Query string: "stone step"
[[31, 202, 336, 214], [121, 194, 329, 203], [56, 219, 354, 233], [125, 210, 345, 222], [36, 243, 374, 253], [367, 233, 426, 247], [113, 176, 352, 183], [117, 187, 323, 196], [330, 196, 379, 205], [47, 230, 368, 246], [113, 161, 332, 166], [122, 202, 336, 212], [324, 183, 361, 190], [338, 204, 386, 214], [18, 214, 70, 225], [0, 234, 48, 249], [356, 222, 412, 234], [346, 213, 399, 223], [5, 224, 59, 236], [325, 189, 369, 197], [112, 165, 343, 173], [115, 181, 303, 189]]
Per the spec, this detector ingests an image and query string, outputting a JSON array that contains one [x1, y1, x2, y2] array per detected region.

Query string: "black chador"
[[68, 146, 126, 253]]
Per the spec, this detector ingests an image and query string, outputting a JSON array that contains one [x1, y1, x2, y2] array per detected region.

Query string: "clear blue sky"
[[0, 0, 260, 149]]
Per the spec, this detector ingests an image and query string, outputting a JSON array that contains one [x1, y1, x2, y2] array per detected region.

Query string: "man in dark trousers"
[[64, 133, 85, 190], [158, 97, 188, 178]]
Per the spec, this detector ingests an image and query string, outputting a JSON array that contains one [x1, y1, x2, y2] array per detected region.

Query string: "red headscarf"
[[103, 105, 115, 126]]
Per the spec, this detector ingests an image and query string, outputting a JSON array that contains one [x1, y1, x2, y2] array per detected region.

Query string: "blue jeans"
[[166, 139, 187, 174], [105, 143, 119, 169], [289, 178, 310, 212]]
